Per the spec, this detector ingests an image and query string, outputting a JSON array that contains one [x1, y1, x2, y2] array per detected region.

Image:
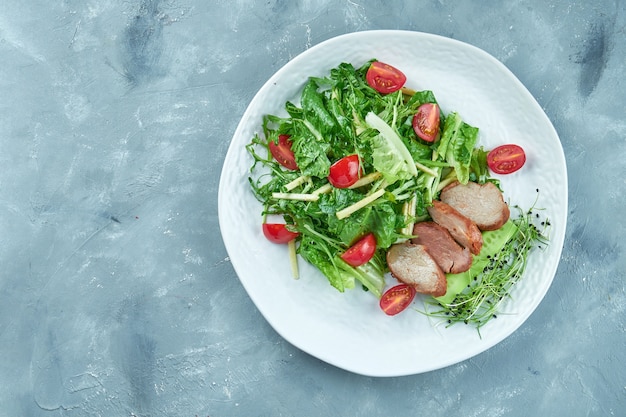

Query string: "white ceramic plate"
[[218, 30, 567, 377]]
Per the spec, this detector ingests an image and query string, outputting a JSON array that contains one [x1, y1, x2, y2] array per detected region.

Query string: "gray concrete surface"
[[0, 1, 624, 415]]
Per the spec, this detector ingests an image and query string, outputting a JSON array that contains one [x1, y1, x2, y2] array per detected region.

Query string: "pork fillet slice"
[[440, 181, 510, 231], [411, 221, 472, 274], [386, 242, 447, 297], [427, 200, 483, 255]]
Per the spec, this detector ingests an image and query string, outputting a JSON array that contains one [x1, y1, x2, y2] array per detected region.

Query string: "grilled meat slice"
[[440, 181, 510, 231], [427, 200, 483, 255], [386, 242, 447, 297], [411, 221, 472, 274]]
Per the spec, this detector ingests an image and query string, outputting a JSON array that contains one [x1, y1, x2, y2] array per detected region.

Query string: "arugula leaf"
[[320, 191, 403, 248], [301, 79, 337, 134], [298, 234, 354, 292], [405, 90, 438, 107], [367, 200, 405, 248], [289, 119, 331, 178]]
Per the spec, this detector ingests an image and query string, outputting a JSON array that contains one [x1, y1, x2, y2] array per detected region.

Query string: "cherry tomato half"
[[262, 223, 299, 244], [269, 134, 298, 170], [487, 144, 526, 174], [365, 61, 407, 94], [379, 284, 417, 316], [328, 154, 360, 188], [340, 233, 377, 267], [412, 103, 440, 142]]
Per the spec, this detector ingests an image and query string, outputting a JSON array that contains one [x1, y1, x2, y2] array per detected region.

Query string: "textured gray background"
[[1, 0, 624, 416]]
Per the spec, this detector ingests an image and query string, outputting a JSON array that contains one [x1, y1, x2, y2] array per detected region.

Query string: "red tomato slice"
[[269, 134, 298, 170], [412, 103, 440, 142], [379, 284, 417, 316], [365, 61, 407, 94], [328, 154, 360, 188], [262, 223, 299, 244], [340, 233, 377, 267], [487, 144, 526, 174]]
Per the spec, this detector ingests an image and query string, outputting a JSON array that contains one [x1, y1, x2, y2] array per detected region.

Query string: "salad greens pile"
[[246, 59, 548, 329]]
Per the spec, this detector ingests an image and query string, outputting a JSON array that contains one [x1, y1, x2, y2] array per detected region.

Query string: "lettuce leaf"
[[437, 112, 479, 184], [365, 111, 418, 183]]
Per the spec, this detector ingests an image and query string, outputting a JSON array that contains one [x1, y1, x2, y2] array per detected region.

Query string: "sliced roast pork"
[[386, 242, 447, 297], [411, 221, 472, 274], [440, 181, 510, 231], [427, 200, 483, 255]]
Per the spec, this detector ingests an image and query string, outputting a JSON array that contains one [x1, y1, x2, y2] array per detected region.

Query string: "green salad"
[[246, 59, 548, 329]]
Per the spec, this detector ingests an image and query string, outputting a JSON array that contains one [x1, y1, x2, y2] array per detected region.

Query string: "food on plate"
[[268, 134, 298, 170], [440, 181, 510, 231], [412, 103, 440, 142], [379, 284, 417, 316], [246, 58, 549, 329], [328, 154, 361, 188], [340, 233, 377, 267], [365, 61, 406, 94], [427, 200, 483, 255], [386, 243, 447, 297], [411, 221, 472, 274], [262, 222, 299, 244], [487, 144, 526, 174]]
